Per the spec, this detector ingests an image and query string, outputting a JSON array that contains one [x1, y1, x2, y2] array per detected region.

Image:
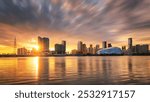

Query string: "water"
[[0, 56, 150, 85]]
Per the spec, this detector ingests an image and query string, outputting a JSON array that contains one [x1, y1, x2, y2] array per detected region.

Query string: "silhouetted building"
[[95, 45, 100, 50], [38, 36, 50, 53], [55, 44, 64, 54], [94, 44, 100, 54], [122, 46, 126, 50], [88, 44, 94, 54], [128, 38, 133, 49], [62, 40, 66, 54], [133, 44, 149, 54], [17, 47, 28, 55], [77, 41, 83, 54], [122, 46, 127, 54], [128, 38, 133, 54], [38, 36, 43, 51], [82, 44, 87, 54], [102, 41, 107, 49], [108, 43, 112, 47], [43, 37, 49, 52]]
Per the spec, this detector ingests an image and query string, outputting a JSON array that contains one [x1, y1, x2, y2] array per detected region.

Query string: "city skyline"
[[11, 36, 150, 55], [0, 35, 150, 54], [0, 0, 150, 53]]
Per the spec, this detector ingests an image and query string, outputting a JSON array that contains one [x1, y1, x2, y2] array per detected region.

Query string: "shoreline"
[[0, 54, 150, 57]]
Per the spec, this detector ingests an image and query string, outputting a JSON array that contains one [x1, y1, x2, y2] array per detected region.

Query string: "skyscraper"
[[38, 36, 50, 52], [82, 44, 87, 54], [128, 38, 132, 49], [95, 44, 100, 50], [128, 38, 133, 54], [62, 40, 66, 54], [102, 41, 107, 49], [88, 44, 93, 54], [38, 36, 43, 51], [77, 41, 83, 53], [95, 44, 100, 54], [55, 44, 64, 54], [43, 37, 49, 52]]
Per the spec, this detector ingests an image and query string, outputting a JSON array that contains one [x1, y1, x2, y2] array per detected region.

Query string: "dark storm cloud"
[[0, 0, 149, 41]]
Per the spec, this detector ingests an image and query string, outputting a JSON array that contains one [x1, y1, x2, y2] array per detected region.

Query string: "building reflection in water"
[[101, 57, 112, 84], [77, 57, 86, 78], [54, 57, 66, 81], [38, 57, 49, 84], [0, 58, 17, 84], [127, 57, 134, 82], [95, 58, 101, 79]]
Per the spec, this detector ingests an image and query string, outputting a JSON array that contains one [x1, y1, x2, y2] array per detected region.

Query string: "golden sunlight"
[[33, 57, 39, 80], [33, 45, 39, 50]]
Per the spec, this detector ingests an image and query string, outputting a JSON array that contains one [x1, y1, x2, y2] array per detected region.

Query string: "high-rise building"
[[128, 38, 133, 54], [134, 44, 149, 54], [38, 36, 43, 51], [62, 40, 66, 54], [102, 41, 107, 49], [38, 36, 50, 52], [95, 45, 100, 50], [77, 41, 83, 54], [88, 44, 93, 54], [95, 44, 100, 54], [43, 37, 49, 52], [128, 38, 132, 49], [55, 44, 64, 54], [82, 44, 87, 54]]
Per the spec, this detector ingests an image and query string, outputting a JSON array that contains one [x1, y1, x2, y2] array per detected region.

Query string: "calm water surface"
[[0, 56, 150, 85]]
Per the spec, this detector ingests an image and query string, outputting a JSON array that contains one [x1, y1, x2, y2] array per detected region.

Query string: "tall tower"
[[38, 36, 43, 52], [128, 38, 132, 49], [102, 41, 107, 49], [128, 38, 133, 54], [14, 37, 17, 55], [62, 40, 66, 54], [78, 41, 83, 53], [38, 36, 50, 52], [43, 37, 49, 52]]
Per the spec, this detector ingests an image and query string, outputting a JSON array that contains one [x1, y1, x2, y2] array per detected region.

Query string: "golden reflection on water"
[[0, 56, 150, 84], [33, 57, 39, 80]]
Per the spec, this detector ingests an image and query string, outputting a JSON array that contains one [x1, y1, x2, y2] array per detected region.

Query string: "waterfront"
[[0, 56, 150, 85]]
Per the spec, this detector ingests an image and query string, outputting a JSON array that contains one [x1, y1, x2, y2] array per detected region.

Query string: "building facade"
[[62, 40, 66, 54], [55, 44, 64, 54], [17, 48, 28, 55], [77, 41, 83, 54], [38, 36, 50, 53], [102, 41, 107, 49]]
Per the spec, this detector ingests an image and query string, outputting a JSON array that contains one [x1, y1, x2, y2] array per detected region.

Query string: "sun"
[[33, 45, 39, 50]]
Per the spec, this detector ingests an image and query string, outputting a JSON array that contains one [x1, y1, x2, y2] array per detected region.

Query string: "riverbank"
[[0, 54, 150, 57]]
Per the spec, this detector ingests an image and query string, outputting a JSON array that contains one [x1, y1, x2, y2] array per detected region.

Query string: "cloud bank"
[[0, 0, 149, 52]]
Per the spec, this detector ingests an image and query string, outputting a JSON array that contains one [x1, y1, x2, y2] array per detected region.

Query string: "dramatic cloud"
[[0, 0, 149, 52]]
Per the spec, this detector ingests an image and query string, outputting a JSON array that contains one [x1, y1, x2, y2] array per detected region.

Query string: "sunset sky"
[[0, 0, 150, 53]]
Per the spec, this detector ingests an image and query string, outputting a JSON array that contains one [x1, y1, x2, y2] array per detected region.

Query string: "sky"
[[0, 0, 150, 53]]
